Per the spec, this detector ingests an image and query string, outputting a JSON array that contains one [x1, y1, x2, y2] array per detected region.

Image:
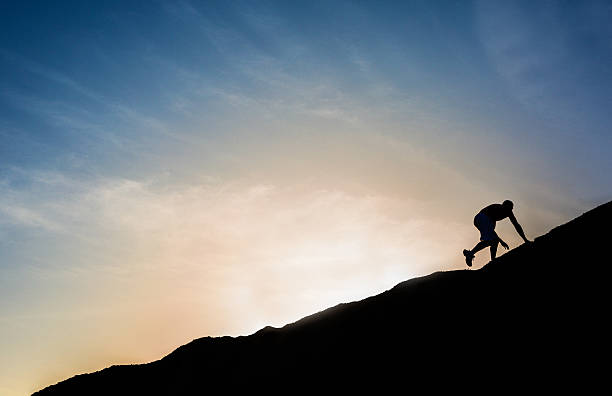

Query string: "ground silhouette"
[[33, 201, 610, 394]]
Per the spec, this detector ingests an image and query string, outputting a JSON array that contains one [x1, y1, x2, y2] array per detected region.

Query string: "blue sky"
[[2, 1, 611, 191], [1, 1, 612, 394]]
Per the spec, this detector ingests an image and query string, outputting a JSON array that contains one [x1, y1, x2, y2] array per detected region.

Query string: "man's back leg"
[[490, 241, 498, 260]]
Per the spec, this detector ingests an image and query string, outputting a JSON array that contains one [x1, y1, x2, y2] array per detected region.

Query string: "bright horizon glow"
[[1, 1, 612, 395]]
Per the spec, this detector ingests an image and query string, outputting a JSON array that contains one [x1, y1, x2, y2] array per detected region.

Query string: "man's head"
[[502, 200, 514, 210]]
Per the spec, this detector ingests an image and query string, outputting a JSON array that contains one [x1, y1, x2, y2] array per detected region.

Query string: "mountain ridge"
[[33, 200, 611, 394]]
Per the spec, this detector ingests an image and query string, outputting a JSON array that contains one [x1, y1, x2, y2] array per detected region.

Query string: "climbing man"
[[463, 200, 531, 267]]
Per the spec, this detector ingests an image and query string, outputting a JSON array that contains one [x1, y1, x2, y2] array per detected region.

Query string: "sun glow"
[[34, 177, 458, 337]]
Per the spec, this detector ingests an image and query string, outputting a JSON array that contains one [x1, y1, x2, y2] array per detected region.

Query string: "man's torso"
[[480, 204, 510, 222]]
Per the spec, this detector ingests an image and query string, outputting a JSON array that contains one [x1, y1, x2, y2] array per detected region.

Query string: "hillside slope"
[[34, 201, 611, 394]]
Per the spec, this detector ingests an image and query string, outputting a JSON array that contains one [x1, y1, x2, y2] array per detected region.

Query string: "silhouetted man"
[[463, 200, 530, 267]]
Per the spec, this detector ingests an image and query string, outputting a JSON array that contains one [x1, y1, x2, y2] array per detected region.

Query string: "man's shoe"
[[463, 249, 474, 267]]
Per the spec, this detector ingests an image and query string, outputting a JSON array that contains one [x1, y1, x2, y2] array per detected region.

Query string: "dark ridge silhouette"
[[33, 201, 611, 394]]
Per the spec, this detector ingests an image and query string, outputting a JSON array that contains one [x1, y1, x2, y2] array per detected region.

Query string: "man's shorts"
[[474, 212, 496, 242]]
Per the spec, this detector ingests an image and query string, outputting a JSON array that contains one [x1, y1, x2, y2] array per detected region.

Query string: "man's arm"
[[509, 212, 530, 242], [495, 232, 509, 250]]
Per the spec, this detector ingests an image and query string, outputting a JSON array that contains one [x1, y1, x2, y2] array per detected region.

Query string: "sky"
[[1, 0, 611, 394]]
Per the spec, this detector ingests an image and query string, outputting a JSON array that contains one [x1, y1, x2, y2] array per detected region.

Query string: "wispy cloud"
[[0, 203, 62, 232], [0, 50, 108, 105], [1, 50, 194, 155], [0, 165, 462, 287]]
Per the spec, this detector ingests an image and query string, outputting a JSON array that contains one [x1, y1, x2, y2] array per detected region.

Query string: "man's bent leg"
[[490, 241, 499, 260], [465, 239, 495, 267], [471, 240, 494, 255]]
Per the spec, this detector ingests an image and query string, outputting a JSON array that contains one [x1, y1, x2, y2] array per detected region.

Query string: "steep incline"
[[34, 201, 611, 394]]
